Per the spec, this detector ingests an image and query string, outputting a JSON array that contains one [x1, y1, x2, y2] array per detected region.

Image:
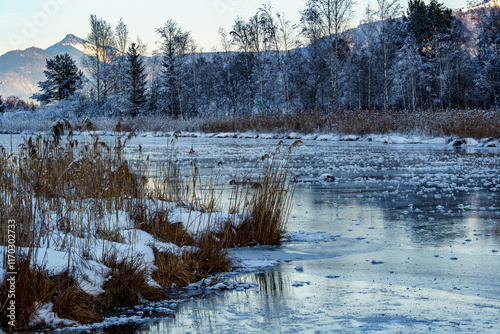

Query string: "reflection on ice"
[[1, 135, 499, 333]]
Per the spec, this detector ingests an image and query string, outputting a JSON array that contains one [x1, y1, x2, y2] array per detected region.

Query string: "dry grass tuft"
[[152, 234, 234, 289], [0, 119, 298, 331], [49, 271, 102, 324], [99, 253, 167, 310], [134, 209, 195, 247], [222, 140, 299, 246], [0, 253, 102, 330], [152, 248, 197, 288]]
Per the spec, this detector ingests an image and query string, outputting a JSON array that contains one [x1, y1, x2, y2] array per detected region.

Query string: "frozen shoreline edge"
[[2, 129, 499, 149]]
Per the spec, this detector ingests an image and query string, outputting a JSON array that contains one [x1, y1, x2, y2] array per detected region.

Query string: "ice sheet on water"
[[287, 230, 341, 243], [69, 315, 150, 331]]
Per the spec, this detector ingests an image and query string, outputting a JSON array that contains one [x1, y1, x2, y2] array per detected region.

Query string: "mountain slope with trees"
[[2, 0, 499, 115]]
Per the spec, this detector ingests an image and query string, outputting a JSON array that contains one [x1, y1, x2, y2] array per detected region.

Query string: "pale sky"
[[0, 0, 470, 56]]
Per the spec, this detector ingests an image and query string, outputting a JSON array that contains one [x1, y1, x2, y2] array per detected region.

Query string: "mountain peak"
[[46, 34, 88, 61], [59, 34, 86, 46]]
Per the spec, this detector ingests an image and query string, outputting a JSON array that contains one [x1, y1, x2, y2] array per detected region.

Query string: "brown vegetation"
[[197, 110, 500, 139], [0, 119, 298, 330], [0, 254, 102, 330]]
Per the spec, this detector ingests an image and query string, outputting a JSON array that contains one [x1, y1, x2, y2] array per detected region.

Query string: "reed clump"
[[99, 253, 167, 310], [0, 119, 298, 330], [133, 209, 195, 247], [221, 140, 300, 246], [0, 254, 102, 330], [152, 233, 234, 288]]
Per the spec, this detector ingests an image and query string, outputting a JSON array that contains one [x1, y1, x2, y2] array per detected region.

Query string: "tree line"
[[32, 0, 500, 117]]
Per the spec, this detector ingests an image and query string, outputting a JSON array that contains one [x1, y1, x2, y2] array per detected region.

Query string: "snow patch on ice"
[[29, 302, 77, 328], [207, 281, 257, 291]]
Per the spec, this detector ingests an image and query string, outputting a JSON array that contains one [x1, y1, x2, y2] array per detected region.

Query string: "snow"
[[214, 132, 238, 138], [316, 134, 339, 141], [29, 302, 77, 328], [0, 132, 499, 331], [169, 206, 235, 235], [157, 131, 500, 150], [206, 281, 257, 291], [67, 315, 151, 331], [0, 195, 239, 328]]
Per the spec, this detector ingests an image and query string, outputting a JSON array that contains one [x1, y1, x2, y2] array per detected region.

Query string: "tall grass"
[[222, 140, 300, 246], [2, 109, 498, 139], [0, 120, 298, 330]]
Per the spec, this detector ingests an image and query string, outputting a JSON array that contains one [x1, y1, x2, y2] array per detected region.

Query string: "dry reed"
[[0, 119, 298, 330]]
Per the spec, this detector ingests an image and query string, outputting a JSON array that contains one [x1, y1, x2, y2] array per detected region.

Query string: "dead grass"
[[196, 109, 500, 139], [99, 253, 167, 310], [221, 140, 299, 246], [0, 119, 298, 330], [152, 248, 197, 288], [0, 253, 102, 330], [133, 208, 194, 247], [152, 234, 234, 288]]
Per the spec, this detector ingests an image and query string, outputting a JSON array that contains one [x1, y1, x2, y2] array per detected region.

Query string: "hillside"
[[0, 0, 496, 102], [0, 35, 88, 101]]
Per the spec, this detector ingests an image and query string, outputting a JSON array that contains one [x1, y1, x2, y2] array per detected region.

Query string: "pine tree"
[[0, 95, 4, 113], [126, 42, 148, 117], [32, 53, 84, 104], [156, 19, 191, 117]]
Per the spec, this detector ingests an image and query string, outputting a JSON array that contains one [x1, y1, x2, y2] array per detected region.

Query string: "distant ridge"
[[0, 0, 497, 102], [0, 34, 88, 101]]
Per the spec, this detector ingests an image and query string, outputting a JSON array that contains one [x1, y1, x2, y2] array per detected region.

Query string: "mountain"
[[0, 47, 54, 102], [46, 34, 88, 61], [0, 34, 89, 101], [0, 1, 497, 102]]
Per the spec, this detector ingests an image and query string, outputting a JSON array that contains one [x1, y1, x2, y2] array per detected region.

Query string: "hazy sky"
[[0, 0, 470, 56]]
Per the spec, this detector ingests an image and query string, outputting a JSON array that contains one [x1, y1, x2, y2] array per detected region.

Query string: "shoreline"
[[2, 129, 499, 149]]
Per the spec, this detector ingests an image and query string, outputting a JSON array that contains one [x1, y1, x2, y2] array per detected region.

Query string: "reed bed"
[[2, 109, 498, 139], [0, 120, 298, 330], [198, 109, 500, 138]]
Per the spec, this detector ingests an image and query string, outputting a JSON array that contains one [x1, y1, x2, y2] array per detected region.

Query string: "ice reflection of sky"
[[127, 137, 499, 334], [2, 135, 499, 333]]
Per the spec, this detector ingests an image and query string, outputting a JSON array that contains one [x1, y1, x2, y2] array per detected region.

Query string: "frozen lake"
[[2, 135, 499, 333]]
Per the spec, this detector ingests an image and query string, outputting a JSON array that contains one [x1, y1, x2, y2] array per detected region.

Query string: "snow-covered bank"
[[0, 128, 298, 331], [5, 128, 499, 149], [94, 131, 500, 149]]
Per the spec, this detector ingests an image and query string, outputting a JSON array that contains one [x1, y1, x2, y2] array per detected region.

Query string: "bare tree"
[[218, 28, 237, 115], [231, 17, 256, 113], [260, 3, 296, 112], [307, 0, 355, 111], [83, 14, 116, 106], [116, 18, 129, 54], [372, 0, 402, 110], [301, 4, 325, 110]]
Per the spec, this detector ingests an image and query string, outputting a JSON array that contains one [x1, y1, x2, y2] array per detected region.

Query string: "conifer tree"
[[127, 42, 148, 117], [32, 53, 84, 104]]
